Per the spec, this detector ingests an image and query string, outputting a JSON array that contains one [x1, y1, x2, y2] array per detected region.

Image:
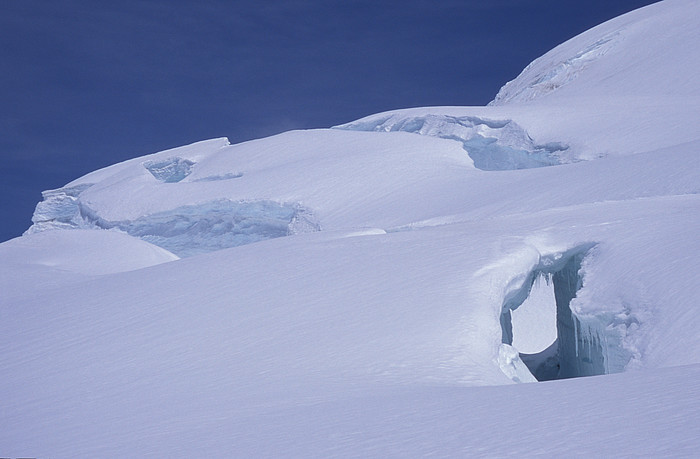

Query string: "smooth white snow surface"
[[3, 0, 700, 456], [0, 230, 177, 278], [510, 273, 557, 354]]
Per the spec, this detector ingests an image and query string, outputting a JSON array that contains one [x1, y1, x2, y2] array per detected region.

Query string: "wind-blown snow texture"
[[2, 1, 700, 456]]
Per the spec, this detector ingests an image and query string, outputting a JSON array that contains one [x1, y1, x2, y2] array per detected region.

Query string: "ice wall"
[[335, 114, 569, 170], [551, 253, 607, 379], [26, 185, 319, 257], [26, 184, 94, 233]]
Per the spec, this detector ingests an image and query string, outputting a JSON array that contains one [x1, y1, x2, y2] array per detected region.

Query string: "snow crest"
[[335, 113, 569, 170]]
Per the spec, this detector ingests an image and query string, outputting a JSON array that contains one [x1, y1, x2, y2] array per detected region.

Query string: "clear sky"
[[1, 0, 659, 242]]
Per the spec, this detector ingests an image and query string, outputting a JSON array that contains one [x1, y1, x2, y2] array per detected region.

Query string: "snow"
[[510, 272, 557, 354], [2, 0, 700, 456], [491, 0, 700, 104], [0, 230, 178, 301]]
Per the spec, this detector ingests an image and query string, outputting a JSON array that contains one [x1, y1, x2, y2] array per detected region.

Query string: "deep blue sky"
[[1, 0, 659, 242]]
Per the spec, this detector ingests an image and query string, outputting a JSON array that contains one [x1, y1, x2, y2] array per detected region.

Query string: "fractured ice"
[[335, 114, 568, 170], [144, 157, 195, 183], [490, 32, 619, 105], [93, 200, 318, 258], [26, 185, 319, 257], [26, 183, 94, 233]]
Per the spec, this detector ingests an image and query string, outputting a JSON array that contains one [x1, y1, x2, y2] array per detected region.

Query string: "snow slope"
[[2, 0, 700, 456]]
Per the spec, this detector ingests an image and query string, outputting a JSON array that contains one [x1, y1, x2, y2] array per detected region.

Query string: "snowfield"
[[2, 0, 700, 456]]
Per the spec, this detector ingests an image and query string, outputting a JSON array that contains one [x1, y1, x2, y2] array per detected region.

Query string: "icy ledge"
[[335, 113, 569, 170], [26, 185, 319, 258]]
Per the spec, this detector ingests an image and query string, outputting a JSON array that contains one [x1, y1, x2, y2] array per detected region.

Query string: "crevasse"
[[335, 114, 569, 170], [25, 185, 319, 258], [499, 244, 631, 381]]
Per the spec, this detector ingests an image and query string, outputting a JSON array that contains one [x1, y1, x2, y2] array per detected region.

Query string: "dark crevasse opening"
[[501, 245, 609, 381]]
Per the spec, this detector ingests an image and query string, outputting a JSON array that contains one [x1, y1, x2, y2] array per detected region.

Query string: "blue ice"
[[336, 114, 568, 171], [144, 157, 195, 183], [97, 200, 318, 257]]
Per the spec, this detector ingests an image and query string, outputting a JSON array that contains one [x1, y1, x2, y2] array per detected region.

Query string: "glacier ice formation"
[[335, 113, 569, 170], [499, 244, 629, 381], [143, 157, 196, 183], [26, 185, 319, 258], [490, 32, 619, 105], [27, 184, 95, 233]]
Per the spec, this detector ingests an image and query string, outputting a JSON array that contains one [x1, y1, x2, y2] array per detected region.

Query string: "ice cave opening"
[[500, 246, 609, 381]]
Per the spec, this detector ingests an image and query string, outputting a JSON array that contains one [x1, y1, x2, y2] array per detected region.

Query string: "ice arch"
[[499, 244, 619, 381]]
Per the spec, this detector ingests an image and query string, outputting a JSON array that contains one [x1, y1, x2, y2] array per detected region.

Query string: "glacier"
[[2, 0, 700, 456], [27, 184, 319, 257], [27, 183, 94, 232], [336, 113, 571, 170]]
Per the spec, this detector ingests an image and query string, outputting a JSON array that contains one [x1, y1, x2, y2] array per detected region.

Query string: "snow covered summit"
[[2, 1, 700, 456]]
